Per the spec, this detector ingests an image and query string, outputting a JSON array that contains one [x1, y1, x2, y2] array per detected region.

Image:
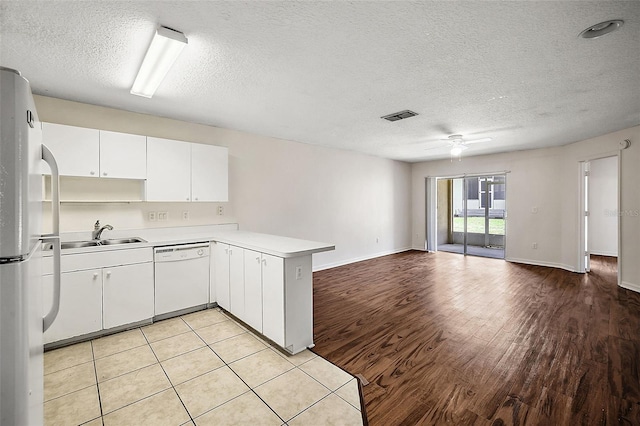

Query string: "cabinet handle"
[[224, 248, 228, 254], [195, 197, 198, 201], [103, 172, 107, 176], [93, 272, 98, 279], [256, 257, 260, 262], [186, 197, 190, 201], [229, 249, 233, 255], [262, 259, 267, 265], [105, 271, 111, 278], [90, 171, 95, 175]]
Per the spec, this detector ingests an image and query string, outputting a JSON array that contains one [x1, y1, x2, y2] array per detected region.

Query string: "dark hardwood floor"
[[312, 251, 640, 425]]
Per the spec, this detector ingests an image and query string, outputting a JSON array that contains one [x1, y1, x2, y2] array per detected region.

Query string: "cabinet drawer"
[[60, 248, 153, 272]]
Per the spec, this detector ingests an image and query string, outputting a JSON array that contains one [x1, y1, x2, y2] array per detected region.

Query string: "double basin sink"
[[44, 237, 147, 250]]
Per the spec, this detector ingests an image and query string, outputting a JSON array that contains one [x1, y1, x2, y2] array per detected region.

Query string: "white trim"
[[313, 247, 412, 272], [427, 170, 511, 179], [505, 257, 577, 273], [620, 281, 640, 294], [590, 250, 618, 257]]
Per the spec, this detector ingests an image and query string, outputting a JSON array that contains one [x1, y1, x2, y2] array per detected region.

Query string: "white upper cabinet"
[[99, 130, 147, 179], [146, 137, 191, 202], [42, 123, 147, 179], [191, 143, 229, 202], [42, 123, 100, 177], [147, 137, 228, 202]]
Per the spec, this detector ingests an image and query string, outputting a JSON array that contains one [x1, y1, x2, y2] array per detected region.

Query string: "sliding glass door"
[[438, 174, 506, 258]]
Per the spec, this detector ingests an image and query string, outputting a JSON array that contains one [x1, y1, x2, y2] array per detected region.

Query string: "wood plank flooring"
[[312, 251, 640, 425]]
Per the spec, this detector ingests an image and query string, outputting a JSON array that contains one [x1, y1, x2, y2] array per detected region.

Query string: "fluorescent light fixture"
[[130, 26, 188, 98]]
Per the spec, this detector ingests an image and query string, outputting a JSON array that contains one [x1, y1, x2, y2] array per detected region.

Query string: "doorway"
[[437, 175, 506, 258], [581, 156, 619, 277]]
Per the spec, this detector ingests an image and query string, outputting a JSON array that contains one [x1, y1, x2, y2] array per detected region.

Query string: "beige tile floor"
[[43, 308, 364, 426]]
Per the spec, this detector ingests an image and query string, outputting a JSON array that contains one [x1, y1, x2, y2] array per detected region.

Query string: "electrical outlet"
[[158, 212, 168, 221], [148, 212, 157, 222], [182, 211, 189, 221], [217, 206, 224, 216], [532, 242, 538, 249], [295, 266, 302, 280]]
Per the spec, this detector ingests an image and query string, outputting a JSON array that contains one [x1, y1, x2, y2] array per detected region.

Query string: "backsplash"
[[42, 201, 235, 234]]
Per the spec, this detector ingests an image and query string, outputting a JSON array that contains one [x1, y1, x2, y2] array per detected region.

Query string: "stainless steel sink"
[[43, 237, 147, 250], [99, 238, 146, 245]]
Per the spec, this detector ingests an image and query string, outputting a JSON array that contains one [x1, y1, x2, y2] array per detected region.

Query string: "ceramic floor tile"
[[44, 385, 101, 426], [194, 391, 282, 426], [44, 360, 96, 401], [44, 341, 93, 374], [142, 317, 190, 343], [210, 333, 268, 363], [150, 331, 206, 361], [161, 346, 224, 385], [194, 320, 245, 344], [175, 366, 250, 418], [92, 328, 148, 359], [99, 363, 171, 414], [95, 344, 157, 382], [103, 389, 190, 426], [182, 308, 228, 330], [253, 368, 330, 421], [288, 393, 363, 426], [298, 356, 353, 391], [272, 347, 318, 366], [335, 378, 361, 411], [229, 348, 295, 388], [82, 419, 103, 426]]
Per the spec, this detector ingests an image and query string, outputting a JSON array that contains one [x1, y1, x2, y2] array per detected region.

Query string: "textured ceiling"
[[1, 1, 639, 162]]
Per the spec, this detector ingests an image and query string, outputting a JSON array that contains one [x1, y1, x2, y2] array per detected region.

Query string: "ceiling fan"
[[424, 134, 493, 158]]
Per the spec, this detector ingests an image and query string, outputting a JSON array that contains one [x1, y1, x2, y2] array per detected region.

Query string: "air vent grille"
[[381, 110, 418, 122]]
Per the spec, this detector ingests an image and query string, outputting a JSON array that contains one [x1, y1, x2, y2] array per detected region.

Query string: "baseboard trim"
[[313, 247, 412, 272], [620, 281, 640, 293], [505, 257, 578, 273]]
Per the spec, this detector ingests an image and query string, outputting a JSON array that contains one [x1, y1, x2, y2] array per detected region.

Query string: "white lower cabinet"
[[43, 247, 154, 345], [261, 254, 285, 346], [244, 249, 264, 332], [103, 262, 154, 329], [42, 269, 102, 345], [212, 242, 230, 310], [211, 240, 312, 354], [229, 245, 245, 322]]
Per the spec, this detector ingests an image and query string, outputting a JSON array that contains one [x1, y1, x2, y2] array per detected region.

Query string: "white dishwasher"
[[154, 243, 210, 316]]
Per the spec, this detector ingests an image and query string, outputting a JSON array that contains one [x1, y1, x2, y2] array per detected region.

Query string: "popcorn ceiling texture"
[[1, 1, 638, 162]]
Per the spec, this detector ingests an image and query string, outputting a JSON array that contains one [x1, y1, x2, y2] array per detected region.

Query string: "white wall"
[[411, 125, 640, 290], [588, 156, 618, 257], [34, 96, 412, 270]]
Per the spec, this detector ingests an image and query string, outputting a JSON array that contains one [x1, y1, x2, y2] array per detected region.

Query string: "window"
[[466, 178, 478, 200]]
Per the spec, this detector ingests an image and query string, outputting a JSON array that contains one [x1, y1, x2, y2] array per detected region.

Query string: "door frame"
[[577, 151, 621, 285]]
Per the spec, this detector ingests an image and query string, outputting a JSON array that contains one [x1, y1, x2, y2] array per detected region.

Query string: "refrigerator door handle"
[[42, 144, 61, 331]]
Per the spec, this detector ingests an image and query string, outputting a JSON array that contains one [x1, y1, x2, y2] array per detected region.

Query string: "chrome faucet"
[[92, 220, 113, 240]]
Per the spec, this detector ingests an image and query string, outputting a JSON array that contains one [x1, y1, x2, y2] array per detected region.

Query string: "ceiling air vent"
[[381, 110, 418, 122]]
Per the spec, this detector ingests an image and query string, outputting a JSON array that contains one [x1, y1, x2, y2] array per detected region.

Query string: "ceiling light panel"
[[131, 26, 188, 98]]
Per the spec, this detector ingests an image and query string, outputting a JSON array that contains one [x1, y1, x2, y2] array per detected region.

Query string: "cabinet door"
[[261, 254, 285, 346], [42, 123, 100, 177], [146, 137, 191, 201], [244, 250, 263, 332], [42, 269, 102, 344], [103, 262, 154, 329], [191, 144, 228, 202], [229, 246, 245, 321], [213, 243, 230, 309], [100, 130, 147, 179]]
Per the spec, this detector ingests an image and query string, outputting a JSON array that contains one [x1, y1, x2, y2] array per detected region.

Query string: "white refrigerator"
[[0, 67, 61, 425]]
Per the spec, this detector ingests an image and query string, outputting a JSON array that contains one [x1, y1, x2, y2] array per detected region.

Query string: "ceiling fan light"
[[450, 146, 463, 156]]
